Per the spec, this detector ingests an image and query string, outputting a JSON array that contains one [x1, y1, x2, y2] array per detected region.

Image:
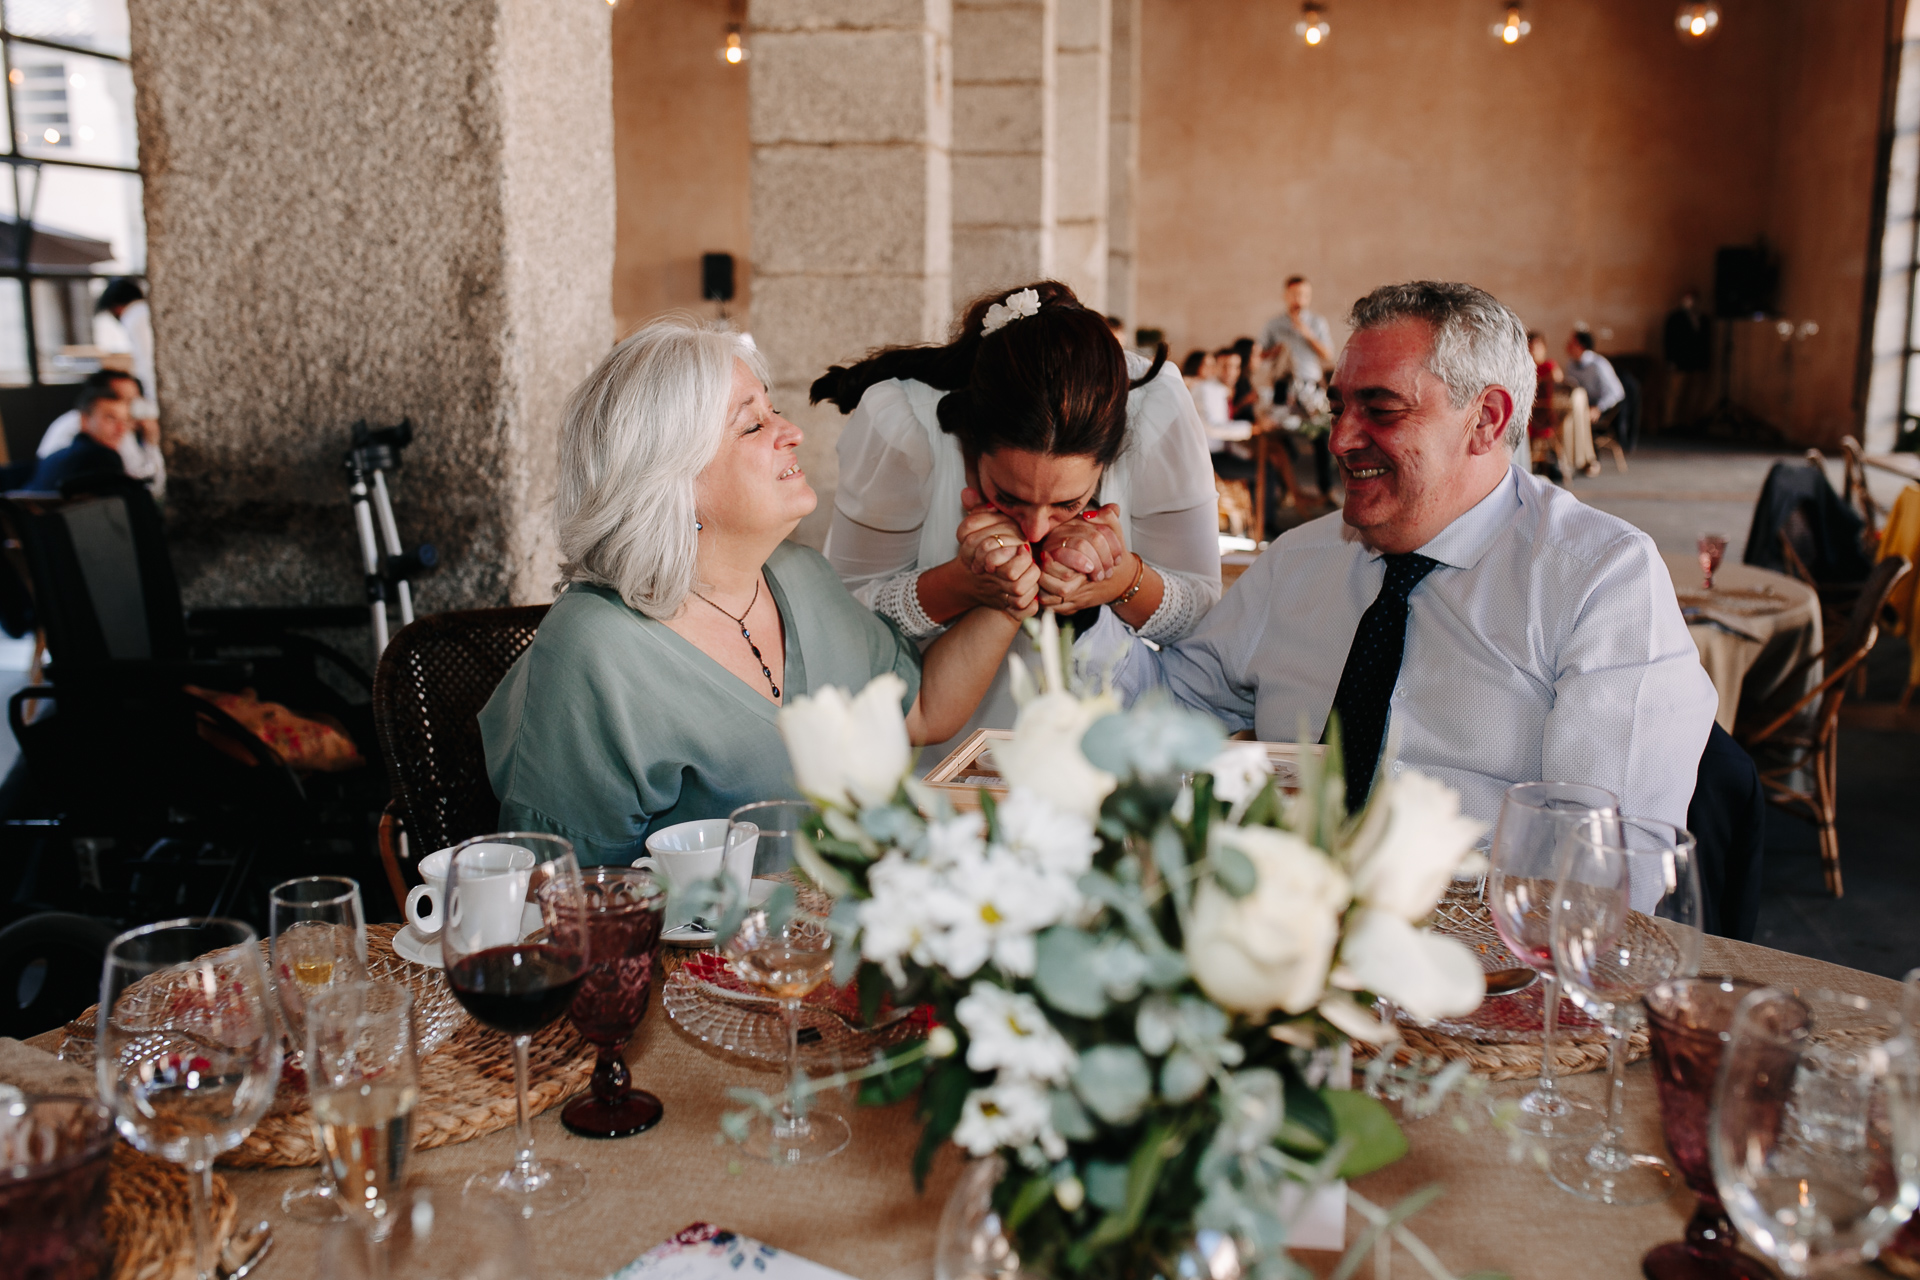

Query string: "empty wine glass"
[[1549, 817, 1703, 1205], [726, 907, 850, 1164], [1698, 533, 1729, 590], [728, 800, 812, 878], [1485, 781, 1620, 1137], [319, 1185, 533, 1279], [269, 875, 368, 1223], [441, 831, 592, 1217], [306, 981, 419, 1246], [96, 919, 282, 1280], [1711, 986, 1920, 1276]]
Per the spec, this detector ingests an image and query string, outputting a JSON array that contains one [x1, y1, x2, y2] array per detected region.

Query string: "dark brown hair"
[[809, 280, 1168, 467]]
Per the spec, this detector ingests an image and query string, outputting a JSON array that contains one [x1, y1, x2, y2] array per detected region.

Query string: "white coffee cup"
[[634, 819, 756, 928], [404, 847, 457, 938], [441, 844, 537, 958]]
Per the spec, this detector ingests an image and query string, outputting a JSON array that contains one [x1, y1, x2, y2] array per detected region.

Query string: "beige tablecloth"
[[1662, 551, 1822, 733], [17, 938, 1906, 1280]]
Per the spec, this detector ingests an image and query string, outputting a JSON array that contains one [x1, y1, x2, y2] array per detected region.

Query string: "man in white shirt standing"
[[1095, 281, 1717, 828], [1261, 275, 1338, 503]]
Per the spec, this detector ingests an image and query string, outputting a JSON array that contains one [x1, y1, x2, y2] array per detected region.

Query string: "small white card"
[[1276, 1179, 1348, 1252], [607, 1225, 854, 1280]]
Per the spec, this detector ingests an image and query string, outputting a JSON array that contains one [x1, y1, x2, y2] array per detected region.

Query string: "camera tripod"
[[345, 418, 438, 660]]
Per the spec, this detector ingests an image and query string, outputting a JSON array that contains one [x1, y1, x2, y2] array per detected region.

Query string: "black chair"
[[1687, 723, 1764, 942], [0, 911, 119, 1039]]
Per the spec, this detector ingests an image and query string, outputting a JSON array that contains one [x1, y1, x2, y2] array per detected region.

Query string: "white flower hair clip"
[[981, 287, 1042, 336]]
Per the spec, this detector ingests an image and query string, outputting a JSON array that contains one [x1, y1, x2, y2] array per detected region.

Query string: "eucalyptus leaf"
[[1213, 842, 1257, 898], [1082, 1160, 1130, 1213], [1160, 1049, 1210, 1103], [1143, 948, 1190, 990], [1032, 927, 1109, 1019], [1150, 822, 1191, 915], [1072, 1045, 1153, 1125], [1323, 1089, 1408, 1178], [1050, 1088, 1096, 1140]]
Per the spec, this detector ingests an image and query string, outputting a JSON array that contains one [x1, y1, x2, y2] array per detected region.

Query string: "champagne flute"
[[1710, 987, 1920, 1276], [441, 831, 592, 1217], [96, 919, 282, 1280], [306, 981, 419, 1247], [1698, 533, 1729, 590], [726, 907, 850, 1164], [1485, 781, 1619, 1137], [269, 875, 368, 1223], [1549, 817, 1703, 1206]]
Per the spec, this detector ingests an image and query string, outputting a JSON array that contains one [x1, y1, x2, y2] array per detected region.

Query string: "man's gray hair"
[[555, 318, 767, 619], [1347, 281, 1536, 451]]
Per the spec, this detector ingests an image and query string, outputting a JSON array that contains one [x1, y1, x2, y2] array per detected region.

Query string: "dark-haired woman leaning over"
[[815, 281, 1221, 762]]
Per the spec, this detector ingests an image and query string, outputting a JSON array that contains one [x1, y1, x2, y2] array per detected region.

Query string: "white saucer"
[[392, 904, 544, 969], [661, 880, 778, 948]]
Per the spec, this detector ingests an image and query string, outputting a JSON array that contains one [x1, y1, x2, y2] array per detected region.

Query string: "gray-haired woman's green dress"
[[478, 542, 921, 865]]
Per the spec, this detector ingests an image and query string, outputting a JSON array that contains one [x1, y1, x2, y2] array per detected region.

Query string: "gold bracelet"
[[1115, 553, 1149, 607]]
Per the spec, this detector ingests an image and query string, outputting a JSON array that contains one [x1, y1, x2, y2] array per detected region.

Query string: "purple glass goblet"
[[556, 866, 667, 1138], [1642, 977, 1771, 1280], [0, 1094, 115, 1280]]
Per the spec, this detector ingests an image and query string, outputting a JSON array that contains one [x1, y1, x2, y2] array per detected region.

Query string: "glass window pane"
[[9, 43, 133, 167], [26, 162, 140, 271], [3, 0, 130, 59], [0, 277, 31, 386]]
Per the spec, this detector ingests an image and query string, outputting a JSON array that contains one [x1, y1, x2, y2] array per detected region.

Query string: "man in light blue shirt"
[[1092, 282, 1716, 827], [1565, 329, 1625, 415]]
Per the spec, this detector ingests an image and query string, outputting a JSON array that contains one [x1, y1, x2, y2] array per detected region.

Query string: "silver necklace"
[[692, 577, 780, 700]]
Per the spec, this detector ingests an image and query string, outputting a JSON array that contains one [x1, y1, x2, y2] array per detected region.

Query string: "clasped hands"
[[954, 488, 1132, 619]]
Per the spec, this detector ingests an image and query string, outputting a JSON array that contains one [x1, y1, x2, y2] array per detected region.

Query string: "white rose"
[[779, 673, 911, 809], [1331, 907, 1486, 1022], [1344, 770, 1485, 921], [1186, 825, 1351, 1016], [990, 690, 1118, 822]]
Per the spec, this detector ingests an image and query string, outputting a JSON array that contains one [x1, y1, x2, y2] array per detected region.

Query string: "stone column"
[[750, 0, 953, 547], [1052, 0, 1109, 310], [1106, 0, 1140, 329], [950, 0, 1054, 306], [128, 0, 614, 610]]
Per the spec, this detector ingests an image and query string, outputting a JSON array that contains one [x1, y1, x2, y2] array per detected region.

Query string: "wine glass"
[[728, 799, 812, 878], [1698, 533, 1729, 590], [555, 866, 668, 1138], [1642, 977, 1773, 1280], [725, 907, 850, 1164], [305, 980, 419, 1247], [269, 874, 368, 1223], [0, 1094, 116, 1279], [1549, 817, 1703, 1205], [96, 919, 282, 1280], [1885, 968, 1920, 1272], [1485, 781, 1620, 1137], [319, 1185, 533, 1279], [1710, 986, 1920, 1276], [440, 831, 592, 1217]]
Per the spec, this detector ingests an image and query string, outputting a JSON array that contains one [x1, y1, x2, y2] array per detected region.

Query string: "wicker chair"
[[1734, 555, 1910, 896], [371, 605, 550, 906]]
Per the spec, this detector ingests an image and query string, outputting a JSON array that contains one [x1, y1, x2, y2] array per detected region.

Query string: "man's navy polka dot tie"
[[1326, 552, 1441, 812]]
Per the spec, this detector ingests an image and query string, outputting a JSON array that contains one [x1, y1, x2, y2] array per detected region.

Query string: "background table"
[[16, 937, 1900, 1280], [1663, 550, 1822, 732]]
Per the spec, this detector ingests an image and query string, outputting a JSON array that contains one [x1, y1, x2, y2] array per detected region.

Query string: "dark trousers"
[[1687, 722, 1765, 942]]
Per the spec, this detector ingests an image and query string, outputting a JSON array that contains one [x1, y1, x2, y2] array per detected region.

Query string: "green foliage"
[[1321, 1090, 1408, 1178], [913, 1058, 975, 1189], [858, 1040, 929, 1107]]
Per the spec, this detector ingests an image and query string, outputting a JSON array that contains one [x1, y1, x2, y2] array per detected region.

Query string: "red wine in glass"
[[446, 944, 586, 1034], [552, 867, 667, 1139]]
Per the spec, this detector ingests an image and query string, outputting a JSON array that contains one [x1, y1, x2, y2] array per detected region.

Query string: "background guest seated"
[[479, 320, 1023, 864], [29, 383, 134, 492], [36, 368, 165, 497], [1086, 281, 1718, 827]]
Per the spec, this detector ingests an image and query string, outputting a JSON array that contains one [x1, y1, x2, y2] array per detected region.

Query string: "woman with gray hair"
[[478, 320, 1023, 863]]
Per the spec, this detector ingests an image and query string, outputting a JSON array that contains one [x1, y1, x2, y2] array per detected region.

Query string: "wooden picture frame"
[[922, 729, 1320, 811]]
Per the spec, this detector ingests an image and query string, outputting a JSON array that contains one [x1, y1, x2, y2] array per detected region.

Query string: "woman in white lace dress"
[[814, 280, 1222, 766]]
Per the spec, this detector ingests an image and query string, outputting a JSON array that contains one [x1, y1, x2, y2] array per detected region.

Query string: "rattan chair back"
[[372, 606, 550, 861]]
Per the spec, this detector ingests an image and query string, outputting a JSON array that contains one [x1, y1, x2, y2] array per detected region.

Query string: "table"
[[1662, 550, 1822, 733], [19, 937, 1901, 1280]]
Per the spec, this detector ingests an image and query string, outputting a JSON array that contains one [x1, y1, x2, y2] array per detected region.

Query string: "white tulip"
[[1186, 825, 1351, 1016], [779, 673, 912, 809], [989, 690, 1118, 822], [1344, 770, 1485, 922], [1207, 742, 1273, 809], [1331, 907, 1485, 1022]]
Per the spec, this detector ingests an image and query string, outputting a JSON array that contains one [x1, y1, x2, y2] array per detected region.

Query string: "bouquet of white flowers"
[[761, 616, 1489, 1279]]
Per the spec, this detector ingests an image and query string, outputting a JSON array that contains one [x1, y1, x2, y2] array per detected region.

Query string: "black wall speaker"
[[1713, 246, 1777, 319], [701, 252, 735, 303]]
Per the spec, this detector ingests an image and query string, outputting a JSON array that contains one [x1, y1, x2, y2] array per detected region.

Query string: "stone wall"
[[131, 0, 614, 609], [951, 0, 1054, 305], [1052, 0, 1108, 310], [1106, 0, 1141, 329]]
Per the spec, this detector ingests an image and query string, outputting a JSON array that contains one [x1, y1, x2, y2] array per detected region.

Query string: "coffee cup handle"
[[405, 884, 441, 936]]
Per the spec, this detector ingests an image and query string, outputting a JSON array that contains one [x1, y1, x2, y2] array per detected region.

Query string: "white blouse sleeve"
[[823, 381, 946, 637], [1118, 358, 1223, 643]]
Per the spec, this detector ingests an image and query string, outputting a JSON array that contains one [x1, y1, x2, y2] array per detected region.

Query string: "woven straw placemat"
[[69, 923, 595, 1169], [105, 1143, 238, 1280]]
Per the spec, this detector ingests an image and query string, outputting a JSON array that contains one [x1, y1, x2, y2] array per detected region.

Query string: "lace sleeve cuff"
[[1134, 565, 1215, 644], [871, 568, 947, 641]]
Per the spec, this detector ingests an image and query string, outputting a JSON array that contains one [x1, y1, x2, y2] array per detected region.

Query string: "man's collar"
[[1340, 464, 1523, 569]]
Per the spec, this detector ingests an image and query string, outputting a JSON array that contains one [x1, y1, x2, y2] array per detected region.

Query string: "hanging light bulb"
[[1674, 2, 1721, 44], [1490, 4, 1531, 44], [718, 23, 749, 65], [1296, 3, 1330, 46]]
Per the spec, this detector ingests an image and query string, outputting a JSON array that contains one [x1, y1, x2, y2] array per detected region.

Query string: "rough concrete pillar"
[[1106, 0, 1140, 329], [129, 0, 614, 610], [951, 0, 1054, 307], [1052, 0, 1109, 310], [750, 0, 953, 547]]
